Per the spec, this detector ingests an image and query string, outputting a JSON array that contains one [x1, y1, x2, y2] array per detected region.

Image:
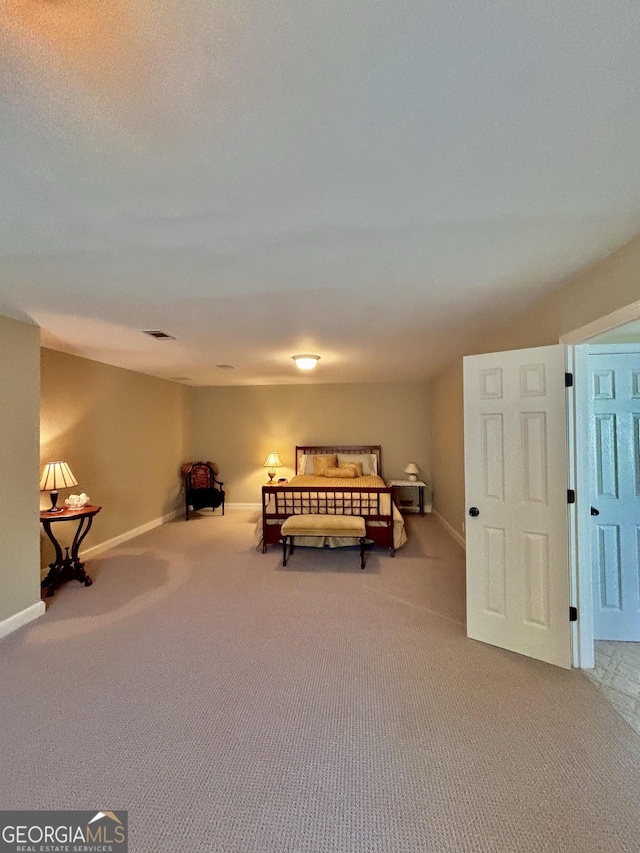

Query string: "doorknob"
[[590, 506, 600, 516], [468, 507, 480, 517]]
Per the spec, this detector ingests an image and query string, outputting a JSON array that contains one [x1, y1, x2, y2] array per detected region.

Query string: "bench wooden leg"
[[359, 537, 366, 570], [282, 536, 288, 566]]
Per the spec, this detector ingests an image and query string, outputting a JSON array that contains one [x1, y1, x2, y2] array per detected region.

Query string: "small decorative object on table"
[[65, 492, 90, 509]]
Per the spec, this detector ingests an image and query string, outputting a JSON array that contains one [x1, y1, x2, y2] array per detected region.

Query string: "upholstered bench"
[[280, 514, 367, 570]]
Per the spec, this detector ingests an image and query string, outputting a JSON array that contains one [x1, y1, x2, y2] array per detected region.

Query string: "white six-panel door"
[[588, 346, 640, 641], [463, 345, 571, 668]]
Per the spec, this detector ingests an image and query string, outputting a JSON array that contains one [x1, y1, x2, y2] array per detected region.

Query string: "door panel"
[[464, 345, 571, 668], [589, 348, 640, 640], [522, 531, 550, 627], [483, 526, 507, 616]]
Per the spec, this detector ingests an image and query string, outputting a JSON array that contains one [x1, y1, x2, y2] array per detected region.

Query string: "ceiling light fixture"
[[292, 354, 320, 370]]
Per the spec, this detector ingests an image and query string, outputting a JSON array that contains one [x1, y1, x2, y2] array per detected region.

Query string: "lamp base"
[[45, 490, 64, 512], [267, 471, 276, 483], [408, 474, 418, 482]]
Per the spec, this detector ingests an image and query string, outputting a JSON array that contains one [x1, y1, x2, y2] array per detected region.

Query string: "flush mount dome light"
[[292, 354, 320, 370]]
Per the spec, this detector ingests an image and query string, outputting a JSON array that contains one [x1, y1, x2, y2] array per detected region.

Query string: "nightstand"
[[388, 480, 430, 516]]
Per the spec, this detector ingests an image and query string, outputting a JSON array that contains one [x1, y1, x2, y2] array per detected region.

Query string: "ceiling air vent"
[[216, 364, 234, 370], [141, 330, 176, 340]]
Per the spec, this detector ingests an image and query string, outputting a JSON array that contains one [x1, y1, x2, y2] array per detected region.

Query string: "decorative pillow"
[[299, 454, 312, 474], [326, 464, 358, 478], [339, 460, 363, 477], [336, 453, 378, 476], [312, 454, 338, 476]]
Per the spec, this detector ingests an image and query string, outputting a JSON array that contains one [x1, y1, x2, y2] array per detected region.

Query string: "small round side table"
[[39, 505, 102, 597]]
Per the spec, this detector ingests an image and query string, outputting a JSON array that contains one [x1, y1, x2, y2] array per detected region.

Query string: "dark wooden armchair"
[[182, 462, 225, 519]]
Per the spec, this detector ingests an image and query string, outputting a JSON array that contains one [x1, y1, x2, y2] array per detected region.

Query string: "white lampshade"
[[264, 451, 282, 484], [264, 452, 282, 469], [404, 462, 419, 481], [292, 354, 320, 370], [39, 461, 78, 492], [39, 461, 79, 512]]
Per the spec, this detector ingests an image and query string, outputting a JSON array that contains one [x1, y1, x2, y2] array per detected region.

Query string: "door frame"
[[561, 298, 640, 668]]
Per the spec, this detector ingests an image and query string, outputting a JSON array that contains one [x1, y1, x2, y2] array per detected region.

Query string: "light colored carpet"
[[585, 641, 640, 736], [1, 511, 640, 852]]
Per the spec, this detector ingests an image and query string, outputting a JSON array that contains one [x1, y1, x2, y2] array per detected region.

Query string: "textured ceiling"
[[1, 1, 640, 385]]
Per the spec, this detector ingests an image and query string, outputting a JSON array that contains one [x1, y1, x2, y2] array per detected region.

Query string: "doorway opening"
[[563, 301, 640, 734], [460, 299, 639, 683]]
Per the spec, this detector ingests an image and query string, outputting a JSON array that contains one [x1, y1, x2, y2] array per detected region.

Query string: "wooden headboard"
[[295, 445, 383, 477]]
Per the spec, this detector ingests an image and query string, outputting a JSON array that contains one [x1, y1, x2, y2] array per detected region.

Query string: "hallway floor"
[[584, 641, 640, 736]]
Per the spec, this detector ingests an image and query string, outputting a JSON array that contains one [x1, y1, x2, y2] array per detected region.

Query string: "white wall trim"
[[226, 502, 261, 511], [573, 344, 595, 669], [0, 600, 45, 641], [80, 510, 181, 559], [433, 510, 466, 550], [561, 299, 640, 344], [565, 345, 582, 669]]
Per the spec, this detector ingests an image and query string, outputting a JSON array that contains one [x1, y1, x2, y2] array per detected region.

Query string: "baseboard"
[[226, 503, 261, 511], [0, 600, 46, 642], [80, 509, 182, 559], [433, 510, 466, 550]]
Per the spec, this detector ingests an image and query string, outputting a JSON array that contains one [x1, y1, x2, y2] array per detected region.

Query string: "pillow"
[[338, 460, 363, 477], [312, 454, 338, 476], [336, 453, 378, 476], [326, 464, 358, 479], [298, 454, 312, 475], [299, 453, 330, 475]]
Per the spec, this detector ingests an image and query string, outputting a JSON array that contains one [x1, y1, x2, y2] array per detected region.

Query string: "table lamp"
[[404, 462, 420, 482], [39, 461, 78, 512], [264, 451, 282, 483]]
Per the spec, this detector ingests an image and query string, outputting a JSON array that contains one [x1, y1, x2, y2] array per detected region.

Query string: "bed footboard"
[[262, 485, 395, 554]]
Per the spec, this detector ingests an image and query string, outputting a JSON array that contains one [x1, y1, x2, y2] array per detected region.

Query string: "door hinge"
[[565, 372, 573, 387], [569, 606, 578, 622], [567, 489, 575, 504]]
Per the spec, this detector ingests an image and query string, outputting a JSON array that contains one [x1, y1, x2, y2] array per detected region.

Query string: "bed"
[[256, 445, 407, 555]]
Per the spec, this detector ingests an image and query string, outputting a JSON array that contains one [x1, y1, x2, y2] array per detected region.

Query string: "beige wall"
[[40, 349, 189, 558], [430, 233, 640, 539], [0, 316, 41, 623], [189, 382, 431, 503]]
